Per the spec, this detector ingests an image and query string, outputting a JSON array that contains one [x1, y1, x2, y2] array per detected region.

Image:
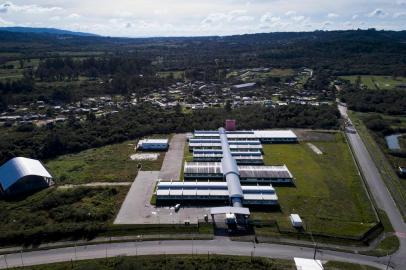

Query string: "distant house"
[[137, 139, 169, 151], [231, 82, 256, 91], [0, 157, 54, 196]]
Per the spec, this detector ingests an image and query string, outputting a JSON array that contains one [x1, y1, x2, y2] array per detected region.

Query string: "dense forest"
[[340, 81, 406, 115], [0, 104, 340, 165], [1, 29, 405, 76]]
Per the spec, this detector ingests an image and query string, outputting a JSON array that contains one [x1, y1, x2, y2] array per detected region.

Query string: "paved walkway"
[[114, 171, 159, 224], [58, 182, 132, 189], [159, 133, 186, 181]]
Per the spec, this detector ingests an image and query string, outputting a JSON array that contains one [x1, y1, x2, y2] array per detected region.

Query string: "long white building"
[[156, 128, 297, 208], [183, 162, 293, 184]]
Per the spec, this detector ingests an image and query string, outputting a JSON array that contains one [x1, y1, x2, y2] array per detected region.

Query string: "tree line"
[[0, 103, 340, 165]]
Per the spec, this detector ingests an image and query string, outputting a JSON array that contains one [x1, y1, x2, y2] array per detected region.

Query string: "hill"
[[0, 27, 99, 37]]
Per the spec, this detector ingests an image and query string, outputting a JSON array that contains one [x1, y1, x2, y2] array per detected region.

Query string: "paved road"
[[0, 239, 392, 269], [339, 104, 406, 269], [59, 182, 132, 189], [114, 171, 160, 224], [159, 134, 186, 180]]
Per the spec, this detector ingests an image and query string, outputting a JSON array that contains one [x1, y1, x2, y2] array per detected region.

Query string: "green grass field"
[[227, 68, 295, 80], [46, 141, 166, 185], [157, 70, 185, 80], [0, 186, 129, 245], [340, 75, 406, 90], [6, 255, 380, 270], [253, 133, 378, 238], [0, 58, 41, 81], [259, 68, 295, 78]]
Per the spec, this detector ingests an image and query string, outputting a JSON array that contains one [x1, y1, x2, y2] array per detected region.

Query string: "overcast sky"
[[0, 0, 405, 37]]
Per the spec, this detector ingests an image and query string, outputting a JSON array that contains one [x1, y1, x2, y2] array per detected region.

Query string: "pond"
[[385, 134, 404, 150]]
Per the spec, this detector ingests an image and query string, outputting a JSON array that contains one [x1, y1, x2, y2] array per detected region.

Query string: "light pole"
[[3, 254, 8, 269], [386, 254, 392, 270], [20, 250, 24, 267]]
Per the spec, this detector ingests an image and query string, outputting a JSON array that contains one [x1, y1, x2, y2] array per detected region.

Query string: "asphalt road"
[[0, 239, 393, 269], [339, 104, 406, 269]]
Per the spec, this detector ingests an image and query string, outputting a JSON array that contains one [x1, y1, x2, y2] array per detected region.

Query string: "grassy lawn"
[[157, 70, 185, 80], [46, 140, 166, 185], [324, 261, 380, 270], [0, 186, 129, 246], [6, 255, 380, 270], [0, 58, 41, 81], [227, 68, 295, 80], [340, 75, 406, 90], [349, 111, 406, 220], [260, 68, 295, 78], [361, 235, 400, 257], [252, 132, 378, 238]]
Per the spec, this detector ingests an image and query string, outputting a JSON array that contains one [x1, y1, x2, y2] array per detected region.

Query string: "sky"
[[0, 0, 405, 37]]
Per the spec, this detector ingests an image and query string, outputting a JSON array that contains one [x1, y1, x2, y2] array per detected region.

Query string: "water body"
[[385, 134, 404, 150]]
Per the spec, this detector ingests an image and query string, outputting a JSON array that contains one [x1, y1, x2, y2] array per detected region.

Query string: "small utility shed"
[[290, 214, 303, 228], [0, 157, 54, 196]]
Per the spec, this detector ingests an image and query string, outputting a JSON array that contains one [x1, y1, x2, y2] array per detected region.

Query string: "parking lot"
[[115, 133, 211, 225], [114, 171, 209, 224]]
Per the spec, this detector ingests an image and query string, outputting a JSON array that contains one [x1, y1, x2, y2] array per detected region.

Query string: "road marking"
[[395, 232, 406, 238]]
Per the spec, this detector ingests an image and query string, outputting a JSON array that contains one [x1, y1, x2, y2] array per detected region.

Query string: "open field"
[[0, 186, 129, 246], [0, 58, 41, 81], [349, 111, 406, 220], [5, 255, 380, 270], [227, 68, 295, 80], [46, 141, 166, 185], [252, 132, 378, 238], [340, 75, 406, 90], [157, 70, 185, 80]]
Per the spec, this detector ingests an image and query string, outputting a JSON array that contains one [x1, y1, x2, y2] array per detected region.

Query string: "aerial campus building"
[[0, 157, 54, 196], [155, 126, 297, 218]]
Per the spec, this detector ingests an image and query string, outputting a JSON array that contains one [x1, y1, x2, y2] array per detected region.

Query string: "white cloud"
[[285, 10, 296, 16], [0, 0, 403, 37], [0, 2, 10, 13], [67, 13, 80, 19], [393, 12, 406, 18], [154, 9, 168, 15], [327, 13, 339, 18], [321, 21, 333, 29], [292, 15, 305, 21], [260, 12, 280, 23], [234, 15, 254, 22], [201, 10, 248, 26], [368, 9, 387, 18]]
